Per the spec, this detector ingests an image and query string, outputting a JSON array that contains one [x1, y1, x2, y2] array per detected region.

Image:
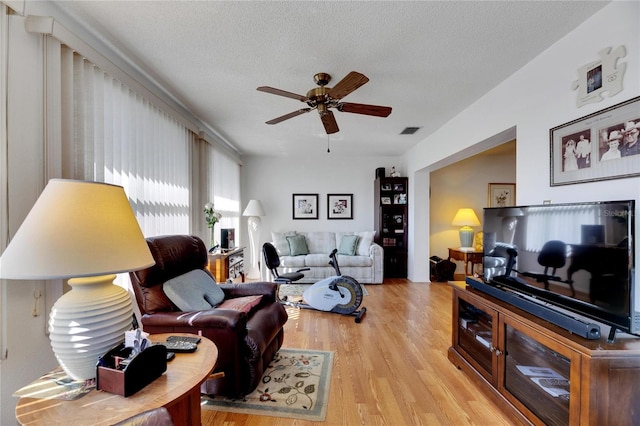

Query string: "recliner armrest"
[[141, 309, 247, 330], [220, 282, 279, 301]]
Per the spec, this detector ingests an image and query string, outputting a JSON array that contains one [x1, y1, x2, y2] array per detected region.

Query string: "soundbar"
[[466, 278, 601, 340]]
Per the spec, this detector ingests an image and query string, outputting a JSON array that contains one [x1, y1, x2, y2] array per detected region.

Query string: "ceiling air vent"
[[400, 127, 421, 135]]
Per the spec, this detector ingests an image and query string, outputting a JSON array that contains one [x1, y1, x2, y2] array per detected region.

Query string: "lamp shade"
[[0, 179, 154, 380], [242, 199, 266, 217], [451, 208, 481, 227], [0, 179, 154, 279]]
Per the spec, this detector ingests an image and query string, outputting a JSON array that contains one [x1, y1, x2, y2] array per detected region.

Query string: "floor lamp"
[[243, 200, 266, 279], [0, 179, 154, 380]]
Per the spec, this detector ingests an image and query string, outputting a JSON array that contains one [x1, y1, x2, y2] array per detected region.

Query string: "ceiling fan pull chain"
[[327, 135, 331, 153]]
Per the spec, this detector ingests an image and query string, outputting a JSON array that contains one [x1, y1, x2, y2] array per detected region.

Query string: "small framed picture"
[[393, 193, 407, 204], [381, 183, 392, 191], [327, 194, 353, 220], [292, 193, 318, 219], [488, 183, 516, 207], [381, 197, 391, 205], [393, 183, 404, 191]]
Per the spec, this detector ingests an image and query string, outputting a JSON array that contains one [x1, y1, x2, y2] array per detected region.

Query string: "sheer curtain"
[[209, 145, 241, 245], [524, 204, 601, 252], [60, 47, 191, 236]]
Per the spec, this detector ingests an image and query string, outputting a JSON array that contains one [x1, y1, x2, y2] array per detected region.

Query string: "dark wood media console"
[[448, 280, 640, 425]]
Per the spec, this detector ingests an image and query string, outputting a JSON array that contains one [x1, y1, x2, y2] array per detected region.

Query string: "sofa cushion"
[[279, 255, 306, 268], [337, 254, 373, 267], [303, 232, 337, 253], [163, 269, 224, 311], [286, 234, 309, 256], [355, 231, 375, 256], [305, 253, 332, 267], [272, 231, 297, 256], [338, 234, 360, 256]]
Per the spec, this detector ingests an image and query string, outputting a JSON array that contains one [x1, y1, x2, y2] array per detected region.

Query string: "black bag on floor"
[[430, 256, 456, 282]]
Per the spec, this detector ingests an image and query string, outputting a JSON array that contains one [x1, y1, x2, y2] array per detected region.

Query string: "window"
[[61, 48, 191, 235]]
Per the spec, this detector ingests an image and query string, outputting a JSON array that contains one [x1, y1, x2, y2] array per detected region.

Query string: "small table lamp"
[[452, 208, 481, 249], [242, 200, 266, 279], [0, 179, 154, 380]]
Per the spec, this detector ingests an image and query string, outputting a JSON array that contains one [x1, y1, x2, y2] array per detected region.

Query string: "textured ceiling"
[[47, 1, 608, 157]]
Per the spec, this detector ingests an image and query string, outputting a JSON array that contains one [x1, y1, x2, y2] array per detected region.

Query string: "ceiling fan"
[[257, 71, 392, 134]]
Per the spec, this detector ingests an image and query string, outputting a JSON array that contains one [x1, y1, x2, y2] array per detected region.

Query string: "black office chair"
[[521, 240, 575, 296], [262, 242, 309, 284]]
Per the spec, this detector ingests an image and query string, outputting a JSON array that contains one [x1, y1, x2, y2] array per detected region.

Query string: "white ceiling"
[[47, 1, 608, 157]]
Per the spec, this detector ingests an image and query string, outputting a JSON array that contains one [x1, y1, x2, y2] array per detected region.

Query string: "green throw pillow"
[[286, 234, 309, 256], [338, 235, 360, 256]]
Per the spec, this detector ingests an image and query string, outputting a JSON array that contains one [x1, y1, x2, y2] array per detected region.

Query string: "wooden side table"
[[448, 248, 483, 276], [15, 333, 217, 426], [208, 247, 245, 283]]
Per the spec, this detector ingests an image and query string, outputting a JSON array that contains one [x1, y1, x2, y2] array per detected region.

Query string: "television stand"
[[448, 281, 640, 425]]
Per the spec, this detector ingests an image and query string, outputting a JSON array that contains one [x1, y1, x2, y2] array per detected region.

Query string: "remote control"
[[163, 340, 197, 353], [166, 335, 201, 345]]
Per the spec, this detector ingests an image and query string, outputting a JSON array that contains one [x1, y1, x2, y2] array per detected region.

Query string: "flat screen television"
[[477, 200, 636, 340]]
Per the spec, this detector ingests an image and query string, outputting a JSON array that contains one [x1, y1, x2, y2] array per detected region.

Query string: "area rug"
[[201, 348, 334, 421], [279, 283, 368, 302]]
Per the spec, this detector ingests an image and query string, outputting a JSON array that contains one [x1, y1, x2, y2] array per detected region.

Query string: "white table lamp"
[[451, 208, 481, 249], [0, 179, 154, 380], [242, 200, 266, 279]]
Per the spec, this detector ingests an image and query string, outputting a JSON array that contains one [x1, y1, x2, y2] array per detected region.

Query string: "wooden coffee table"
[[15, 333, 217, 426]]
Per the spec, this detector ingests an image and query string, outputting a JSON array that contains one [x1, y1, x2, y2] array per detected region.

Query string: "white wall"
[[241, 155, 402, 272], [430, 147, 517, 274], [406, 2, 640, 283]]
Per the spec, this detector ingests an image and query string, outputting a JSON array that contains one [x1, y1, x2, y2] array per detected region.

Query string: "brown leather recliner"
[[129, 234, 288, 397]]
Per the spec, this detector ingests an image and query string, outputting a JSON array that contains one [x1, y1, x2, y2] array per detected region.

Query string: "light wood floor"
[[202, 280, 517, 425]]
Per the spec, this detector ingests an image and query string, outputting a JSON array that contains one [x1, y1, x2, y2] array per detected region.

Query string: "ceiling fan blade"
[[320, 111, 339, 134], [339, 102, 392, 117], [257, 86, 309, 102], [328, 71, 369, 100], [266, 108, 312, 125]]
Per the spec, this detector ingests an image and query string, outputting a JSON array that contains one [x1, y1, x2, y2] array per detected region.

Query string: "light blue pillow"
[[163, 269, 224, 311], [286, 234, 309, 256], [338, 235, 360, 256]]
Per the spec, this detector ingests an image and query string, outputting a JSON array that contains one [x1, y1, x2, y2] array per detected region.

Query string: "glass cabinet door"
[[454, 291, 498, 384], [501, 318, 579, 425]]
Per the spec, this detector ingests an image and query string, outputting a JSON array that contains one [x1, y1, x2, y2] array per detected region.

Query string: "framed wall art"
[[550, 96, 640, 186], [488, 183, 516, 207], [327, 194, 353, 219], [292, 193, 318, 219], [571, 45, 626, 108]]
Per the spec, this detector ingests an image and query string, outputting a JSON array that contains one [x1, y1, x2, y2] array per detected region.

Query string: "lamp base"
[[459, 226, 475, 249], [247, 216, 261, 280], [48, 274, 133, 380]]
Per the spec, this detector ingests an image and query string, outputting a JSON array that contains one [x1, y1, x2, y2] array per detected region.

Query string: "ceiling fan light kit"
[[257, 71, 392, 135]]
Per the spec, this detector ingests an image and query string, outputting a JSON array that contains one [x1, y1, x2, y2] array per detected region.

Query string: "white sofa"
[[270, 231, 384, 284]]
